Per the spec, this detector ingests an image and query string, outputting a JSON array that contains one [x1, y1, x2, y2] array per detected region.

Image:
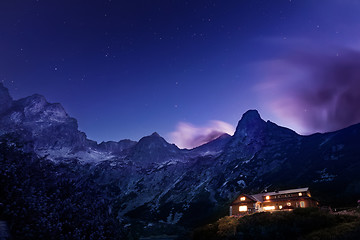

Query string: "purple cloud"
[[169, 120, 235, 149], [257, 48, 360, 134]]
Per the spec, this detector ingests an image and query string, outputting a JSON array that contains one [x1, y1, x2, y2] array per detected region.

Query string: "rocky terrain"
[[1, 83, 360, 239]]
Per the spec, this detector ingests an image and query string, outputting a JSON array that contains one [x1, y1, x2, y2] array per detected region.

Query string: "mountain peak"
[[129, 131, 181, 164], [150, 132, 161, 137], [16, 94, 70, 122], [240, 109, 262, 122], [0, 83, 13, 115], [233, 109, 266, 139]]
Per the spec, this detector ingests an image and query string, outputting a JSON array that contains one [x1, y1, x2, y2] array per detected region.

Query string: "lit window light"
[[263, 206, 275, 211], [239, 206, 247, 212]]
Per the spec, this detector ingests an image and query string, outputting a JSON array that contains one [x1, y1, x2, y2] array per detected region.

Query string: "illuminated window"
[[279, 205, 283, 209], [265, 196, 270, 200], [298, 192, 303, 196], [240, 197, 246, 201], [300, 201, 305, 208], [287, 202, 291, 206], [263, 206, 275, 211], [239, 206, 247, 212]]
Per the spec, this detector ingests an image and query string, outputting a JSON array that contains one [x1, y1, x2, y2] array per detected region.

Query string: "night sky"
[[1, 0, 360, 148]]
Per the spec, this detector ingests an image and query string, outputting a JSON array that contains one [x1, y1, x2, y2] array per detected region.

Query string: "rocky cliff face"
[[1, 84, 360, 238], [0, 86, 89, 153]]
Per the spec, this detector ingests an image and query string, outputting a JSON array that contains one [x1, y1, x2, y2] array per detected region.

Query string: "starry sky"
[[1, 0, 360, 148]]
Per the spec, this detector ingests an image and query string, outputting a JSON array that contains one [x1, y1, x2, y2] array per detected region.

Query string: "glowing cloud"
[[169, 120, 235, 149], [256, 48, 360, 134]]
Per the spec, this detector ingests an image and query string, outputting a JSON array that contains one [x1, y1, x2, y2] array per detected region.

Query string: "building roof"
[[265, 187, 309, 196], [248, 193, 262, 202], [232, 187, 311, 205], [243, 194, 258, 202], [230, 194, 257, 205], [249, 187, 309, 202]]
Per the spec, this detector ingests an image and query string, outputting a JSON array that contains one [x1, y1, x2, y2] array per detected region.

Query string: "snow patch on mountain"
[[37, 147, 114, 163], [166, 211, 183, 224], [313, 168, 336, 183]]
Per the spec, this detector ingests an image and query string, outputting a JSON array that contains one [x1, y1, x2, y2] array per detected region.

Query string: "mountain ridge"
[[1, 83, 344, 157], [1, 83, 360, 238], [0, 83, 234, 160]]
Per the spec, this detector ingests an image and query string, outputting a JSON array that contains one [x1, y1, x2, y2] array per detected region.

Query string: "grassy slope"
[[192, 208, 360, 240]]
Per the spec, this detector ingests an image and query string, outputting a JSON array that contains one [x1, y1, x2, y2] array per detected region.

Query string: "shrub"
[[217, 216, 239, 238]]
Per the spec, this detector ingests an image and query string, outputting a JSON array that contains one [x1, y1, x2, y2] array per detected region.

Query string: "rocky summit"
[[1, 83, 360, 239]]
